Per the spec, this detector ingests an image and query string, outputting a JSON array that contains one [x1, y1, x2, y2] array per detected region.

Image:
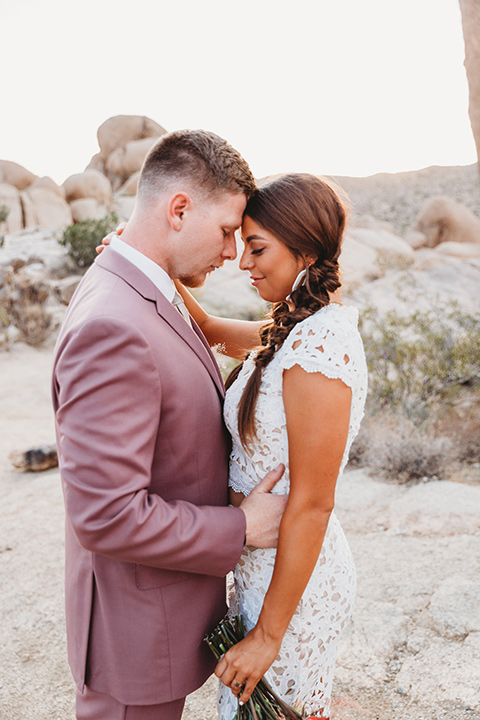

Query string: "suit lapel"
[[152, 290, 225, 399], [96, 249, 225, 399]]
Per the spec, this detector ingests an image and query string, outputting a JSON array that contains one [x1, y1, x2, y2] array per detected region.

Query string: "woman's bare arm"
[[215, 365, 352, 702], [174, 281, 267, 359]]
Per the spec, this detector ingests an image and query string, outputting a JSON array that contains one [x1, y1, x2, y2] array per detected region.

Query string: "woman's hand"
[[215, 626, 281, 704], [95, 222, 128, 254]]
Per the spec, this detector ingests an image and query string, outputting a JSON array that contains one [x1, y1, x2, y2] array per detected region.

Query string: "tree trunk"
[[459, 0, 480, 174]]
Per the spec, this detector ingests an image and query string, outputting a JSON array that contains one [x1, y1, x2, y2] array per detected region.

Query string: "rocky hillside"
[[334, 163, 480, 234]]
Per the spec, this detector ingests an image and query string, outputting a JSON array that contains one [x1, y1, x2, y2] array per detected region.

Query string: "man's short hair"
[[137, 129, 257, 203]]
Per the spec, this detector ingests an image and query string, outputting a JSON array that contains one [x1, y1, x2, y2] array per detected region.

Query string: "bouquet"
[[205, 615, 326, 720]]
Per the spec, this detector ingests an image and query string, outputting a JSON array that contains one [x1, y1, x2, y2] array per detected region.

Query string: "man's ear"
[[167, 192, 191, 231]]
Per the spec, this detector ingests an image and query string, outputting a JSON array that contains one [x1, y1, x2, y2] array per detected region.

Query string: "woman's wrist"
[[254, 613, 288, 646]]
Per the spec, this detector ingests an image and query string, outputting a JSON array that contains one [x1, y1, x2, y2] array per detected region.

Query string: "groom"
[[52, 130, 286, 720]]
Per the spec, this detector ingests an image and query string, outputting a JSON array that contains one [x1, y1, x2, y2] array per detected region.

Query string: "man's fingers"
[[254, 464, 285, 494]]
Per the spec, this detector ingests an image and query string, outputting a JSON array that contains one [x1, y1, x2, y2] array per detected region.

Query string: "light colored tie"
[[172, 291, 192, 328]]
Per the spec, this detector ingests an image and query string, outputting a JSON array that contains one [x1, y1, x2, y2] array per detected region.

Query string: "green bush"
[[0, 203, 9, 248], [59, 212, 118, 269], [350, 303, 480, 482], [359, 304, 480, 419]]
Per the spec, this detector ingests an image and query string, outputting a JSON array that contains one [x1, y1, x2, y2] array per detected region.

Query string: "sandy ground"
[[1, 344, 479, 720]]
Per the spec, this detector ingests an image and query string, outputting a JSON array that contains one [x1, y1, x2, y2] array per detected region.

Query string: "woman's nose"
[[239, 248, 253, 271]]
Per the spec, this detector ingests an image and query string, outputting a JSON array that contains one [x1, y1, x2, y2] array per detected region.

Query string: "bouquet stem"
[[205, 616, 303, 720]]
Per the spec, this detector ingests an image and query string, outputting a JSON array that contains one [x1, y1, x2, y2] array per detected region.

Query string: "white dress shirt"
[[110, 235, 175, 303]]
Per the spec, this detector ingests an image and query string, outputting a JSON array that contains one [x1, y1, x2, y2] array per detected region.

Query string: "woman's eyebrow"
[[245, 234, 266, 243]]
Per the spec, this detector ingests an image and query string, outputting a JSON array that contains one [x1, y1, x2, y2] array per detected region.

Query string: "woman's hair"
[[226, 172, 347, 447]]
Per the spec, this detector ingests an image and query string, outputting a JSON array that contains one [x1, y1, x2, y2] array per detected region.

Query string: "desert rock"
[[69, 197, 107, 223], [63, 169, 112, 204], [414, 195, 480, 247], [339, 234, 379, 288], [54, 276, 82, 306], [433, 240, 480, 258], [117, 170, 140, 196], [0, 183, 23, 233], [84, 151, 105, 174], [96, 115, 166, 160], [459, 0, 480, 174], [23, 187, 72, 230], [106, 137, 157, 189], [30, 175, 66, 199], [0, 159, 37, 190]]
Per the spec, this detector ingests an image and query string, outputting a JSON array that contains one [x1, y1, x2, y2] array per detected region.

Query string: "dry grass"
[[13, 304, 52, 346]]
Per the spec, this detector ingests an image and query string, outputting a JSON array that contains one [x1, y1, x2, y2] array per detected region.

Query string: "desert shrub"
[[352, 411, 455, 483], [350, 304, 480, 482], [14, 304, 52, 346], [433, 402, 480, 464], [59, 212, 118, 269], [359, 304, 480, 419], [0, 203, 9, 247], [375, 250, 414, 277]]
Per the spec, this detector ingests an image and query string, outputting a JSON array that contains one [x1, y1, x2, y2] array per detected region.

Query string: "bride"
[[176, 172, 368, 719]]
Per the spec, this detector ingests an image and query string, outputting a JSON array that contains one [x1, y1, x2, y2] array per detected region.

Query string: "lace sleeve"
[[280, 307, 365, 391]]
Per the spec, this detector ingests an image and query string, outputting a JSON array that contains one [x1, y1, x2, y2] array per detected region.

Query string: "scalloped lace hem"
[[228, 467, 253, 496], [281, 357, 355, 388]]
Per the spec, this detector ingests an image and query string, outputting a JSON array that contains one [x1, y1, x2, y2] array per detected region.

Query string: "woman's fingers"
[[230, 676, 247, 696], [238, 677, 257, 704], [214, 656, 236, 688]]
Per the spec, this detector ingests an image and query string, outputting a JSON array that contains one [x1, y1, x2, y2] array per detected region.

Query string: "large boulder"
[[96, 115, 166, 160], [117, 171, 140, 196], [339, 234, 378, 289], [0, 160, 37, 190], [63, 169, 112, 204], [0, 183, 23, 233], [348, 227, 415, 265], [433, 240, 480, 258], [106, 137, 157, 189], [414, 195, 480, 247], [29, 176, 66, 199], [347, 250, 480, 316], [69, 198, 107, 223], [459, 0, 480, 175], [54, 276, 82, 306], [85, 152, 104, 174], [22, 188, 72, 230], [339, 227, 414, 290]]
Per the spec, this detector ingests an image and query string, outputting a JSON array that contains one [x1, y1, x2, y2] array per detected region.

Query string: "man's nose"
[[222, 233, 237, 261]]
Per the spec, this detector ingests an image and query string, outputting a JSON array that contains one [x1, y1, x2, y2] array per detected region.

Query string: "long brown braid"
[[226, 173, 347, 447]]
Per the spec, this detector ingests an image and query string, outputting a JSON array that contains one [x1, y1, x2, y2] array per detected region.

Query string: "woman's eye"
[[222, 228, 229, 237], [251, 248, 264, 255]]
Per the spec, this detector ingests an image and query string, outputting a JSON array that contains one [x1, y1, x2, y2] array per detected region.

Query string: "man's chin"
[[178, 274, 206, 289]]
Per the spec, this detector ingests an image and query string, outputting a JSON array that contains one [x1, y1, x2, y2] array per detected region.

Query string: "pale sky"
[[0, 0, 476, 184]]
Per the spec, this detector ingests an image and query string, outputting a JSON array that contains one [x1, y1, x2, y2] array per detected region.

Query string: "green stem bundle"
[[204, 616, 302, 720]]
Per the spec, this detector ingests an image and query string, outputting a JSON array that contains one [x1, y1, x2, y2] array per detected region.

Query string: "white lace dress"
[[218, 304, 368, 719]]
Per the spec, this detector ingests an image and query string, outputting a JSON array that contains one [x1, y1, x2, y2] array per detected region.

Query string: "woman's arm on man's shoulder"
[[175, 280, 267, 359]]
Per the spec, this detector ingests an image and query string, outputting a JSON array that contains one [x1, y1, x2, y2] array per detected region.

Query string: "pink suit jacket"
[[52, 247, 246, 705]]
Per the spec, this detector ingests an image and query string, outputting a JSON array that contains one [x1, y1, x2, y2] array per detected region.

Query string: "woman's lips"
[[250, 276, 264, 286]]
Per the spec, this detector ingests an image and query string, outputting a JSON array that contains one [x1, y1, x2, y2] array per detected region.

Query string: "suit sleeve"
[[53, 316, 245, 577]]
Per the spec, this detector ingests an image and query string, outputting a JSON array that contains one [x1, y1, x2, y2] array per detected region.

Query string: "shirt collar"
[[110, 235, 175, 302]]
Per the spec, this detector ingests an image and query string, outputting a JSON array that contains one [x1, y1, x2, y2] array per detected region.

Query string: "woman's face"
[[239, 216, 305, 303]]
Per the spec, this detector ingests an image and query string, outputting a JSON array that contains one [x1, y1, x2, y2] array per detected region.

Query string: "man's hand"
[[239, 465, 287, 548]]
